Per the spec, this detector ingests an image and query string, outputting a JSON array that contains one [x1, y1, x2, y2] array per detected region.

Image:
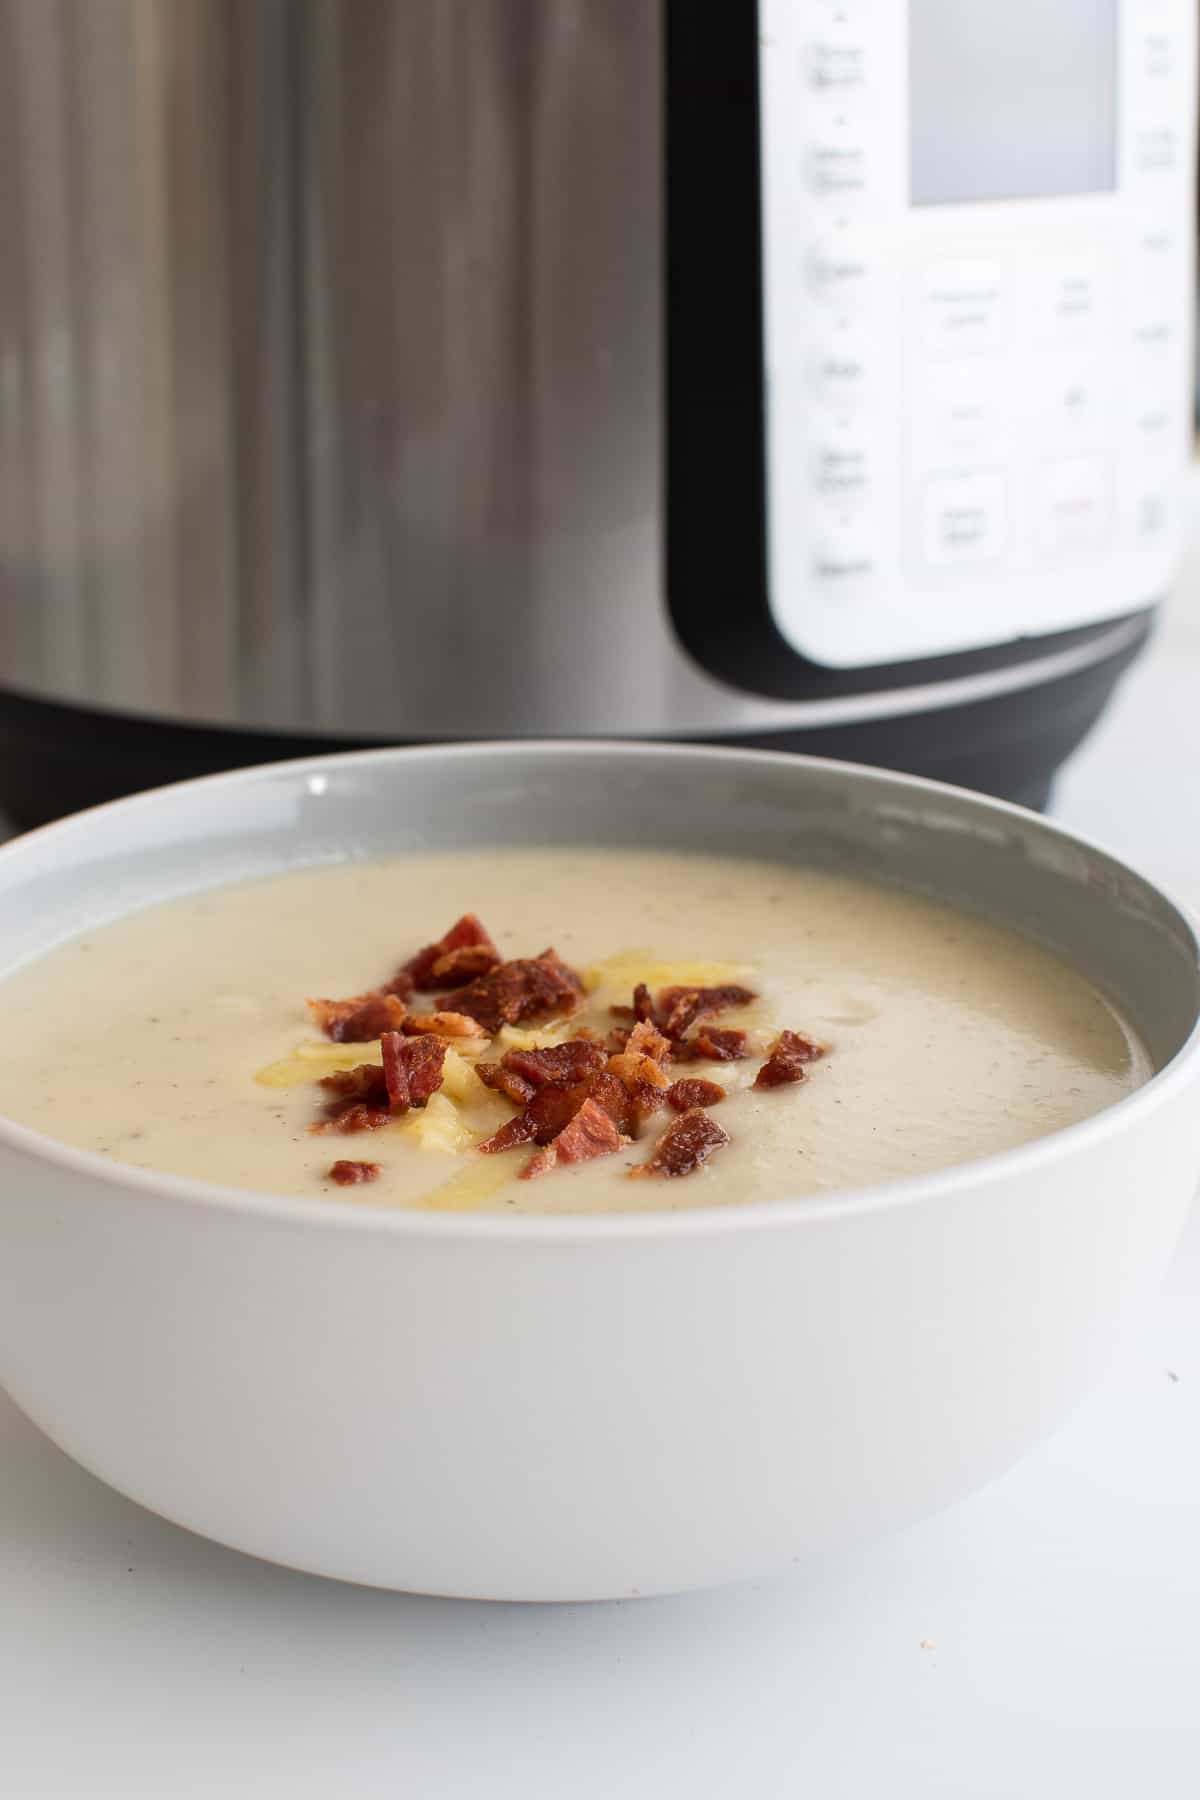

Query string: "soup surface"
[[0, 850, 1150, 1214]]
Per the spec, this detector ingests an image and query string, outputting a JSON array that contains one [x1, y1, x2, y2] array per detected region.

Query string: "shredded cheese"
[[255, 1042, 381, 1087], [420, 1154, 523, 1212], [398, 1090, 479, 1154], [581, 952, 753, 998], [494, 1020, 575, 1051]]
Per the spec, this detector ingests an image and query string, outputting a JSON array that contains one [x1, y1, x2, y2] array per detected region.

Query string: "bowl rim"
[[1, 737, 1198, 1242]]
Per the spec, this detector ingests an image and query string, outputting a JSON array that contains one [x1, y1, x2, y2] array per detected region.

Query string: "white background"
[[2, 520, 1199, 1796]]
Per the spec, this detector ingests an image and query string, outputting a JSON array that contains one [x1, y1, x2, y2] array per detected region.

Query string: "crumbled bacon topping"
[[610, 980, 756, 1047], [673, 1026, 748, 1062], [472, 1033, 672, 1162], [666, 1077, 726, 1111], [500, 1040, 606, 1088], [753, 1029, 825, 1089], [327, 1159, 381, 1186], [630, 1107, 731, 1179], [626, 1019, 672, 1062], [474, 1062, 537, 1107], [627, 1078, 667, 1132], [312, 1063, 391, 1134], [656, 983, 757, 1040], [314, 1103, 392, 1136], [307, 991, 408, 1043], [521, 1097, 627, 1181], [606, 1049, 671, 1095], [381, 1031, 447, 1112], [404, 913, 499, 991], [584, 1068, 640, 1136], [633, 982, 657, 1024], [523, 1081, 597, 1144], [402, 1010, 488, 1039], [430, 943, 500, 985], [318, 1064, 390, 1103], [476, 1080, 592, 1152], [297, 917, 827, 1193], [440, 948, 584, 1033], [477, 1114, 540, 1155]]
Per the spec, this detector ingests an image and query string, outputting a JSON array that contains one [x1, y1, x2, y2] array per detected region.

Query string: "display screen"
[[910, 0, 1118, 206]]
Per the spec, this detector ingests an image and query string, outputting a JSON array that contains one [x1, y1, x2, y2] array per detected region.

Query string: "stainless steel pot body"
[[0, 0, 1166, 746], [1, 0, 691, 736]]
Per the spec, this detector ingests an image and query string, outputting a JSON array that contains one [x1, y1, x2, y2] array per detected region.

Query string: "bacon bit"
[[404, 913, 499, 991], [610, 981, 756, 1044], [381, 1031, 446, 1113], [312, 1064, 391, 1133], [673, 1026, 748, 1063], [633, 982, 657, 1024], [501, 1040, 606, 1088], [753, 1029, 825, 1089], [585, 1069, 636, 1135], [666, 1078, 726, 1111], [657, 983, 758, 1040], [626, 1019, 672, 1063], [521, 1098, 627, 1180], [477, 1050, 653, 1154], [318, 1064, 389, 1103], [475, 1062, 537, 1107], [306, 991, 408, 1043], [441, 949, 583, 1033], [607, 1050, 671, 1094], [429, 943, 501, 986], [313, 1102, 392, 1135], [610, 983, 664, 1030], [477, 1114, 539, 1155], [480, 1078, 602, 1150], [524, 1081, 593, 1144], [382, 970, 415, 1001], [628, 1077, 667, 1132], [607, 1026, 631, 1053], [659, 990, 705, 1039], [402, 1010, 488, 1039], [630, 1107, 730, 1179], [327, 1159, 381, 1186]]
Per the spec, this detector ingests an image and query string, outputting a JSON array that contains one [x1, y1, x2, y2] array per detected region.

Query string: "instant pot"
[[0, 0, 1194, 824]]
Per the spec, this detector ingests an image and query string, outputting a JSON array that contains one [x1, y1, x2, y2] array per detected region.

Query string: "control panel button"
[[1135, 226, 1174, 257], [805, 241, 871, 310], [1130, 318, 1176, 350], [1139, 30, 1175, 80], [1036, 455, 1111, 552], [1029, 251, 1110, 342], [922, 261, 1007, 355], [806, 140, 868, 197], [1129, 400, 1177, 449], [922, 470, 1006, 565], [1036, 366, 1110, 442], [811, 440, 869, 503], [931, 391, 1001, 452], [1129, 226, 1176, 307], [1131, 124, 1179, 173], [804, 37, 866, 93], [810, 514, 875, 584], [808, 335, 871, 408], [914, 364, 1007, 455]]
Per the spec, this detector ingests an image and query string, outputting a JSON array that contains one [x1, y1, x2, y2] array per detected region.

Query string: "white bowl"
[[1, 744, 1198, 1602]]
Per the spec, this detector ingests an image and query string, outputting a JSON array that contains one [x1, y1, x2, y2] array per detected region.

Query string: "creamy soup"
[[0, 850, 1151, 1214]]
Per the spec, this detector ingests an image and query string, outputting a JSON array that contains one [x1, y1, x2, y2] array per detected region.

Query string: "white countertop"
[[3, 563, 1200, 1798]]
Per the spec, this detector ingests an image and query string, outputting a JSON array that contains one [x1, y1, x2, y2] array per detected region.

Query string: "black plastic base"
[[0, 618, 1151, 831]]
